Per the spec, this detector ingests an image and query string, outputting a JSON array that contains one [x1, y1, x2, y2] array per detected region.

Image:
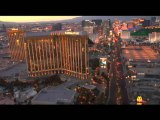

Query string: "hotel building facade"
[[120, 30, 130, 40], [149, 32, 160, 43], [7, 29, 25, 62], [24, 35, 89, 80]]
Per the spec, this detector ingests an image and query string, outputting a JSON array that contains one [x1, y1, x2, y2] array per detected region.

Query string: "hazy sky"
[[0, 16, 80, 22]]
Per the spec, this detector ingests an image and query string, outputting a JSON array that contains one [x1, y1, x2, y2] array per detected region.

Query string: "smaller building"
[[92, 19, 102, 26], [129, 78, 160, 104], [127, 21, 134, 29], [0, 96, 15, 105], [120, 30, 130, 40], [82, 20, 95, 27], [14, 87, 37, 104], [149, 32, 160, 43], [80, 84, 96, 90], [52, 23, 62, 31], [31, 79, 83, 104], [7, 29, 25, 62]]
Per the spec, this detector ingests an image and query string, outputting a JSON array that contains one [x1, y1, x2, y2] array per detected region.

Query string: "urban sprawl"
[[0, 16, 160, 105]]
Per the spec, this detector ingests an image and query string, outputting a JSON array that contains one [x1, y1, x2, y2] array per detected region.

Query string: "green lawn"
[[131, 28, 160, 36]]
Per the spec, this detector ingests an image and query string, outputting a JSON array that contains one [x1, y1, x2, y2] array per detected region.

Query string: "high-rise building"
[[103, 19, 112, 36], [82, 20, 86, 27], [105, 19, 112, 29], [98, 27, 103, 36], [52, 23, 62, 31], [153, 17, 160, 26], [149, 32, 160, 43], [132, 18, 140, 26], [7, 29, 25, 62], [142, 20, 151, 27], [0, 24, 6, 32], [92, 19, 102, 26], [120, 30, 130, 39], [155, 17, 160, 23], [82, 20, 95, 27], [121, 22, 128, 30], [82, 20, 95, 35], [24, 35, 89, 80], [114, 18, 120, 25], [83, 26, 94, 34], [127, 21, 134, 29], [151, 17, 156, 26]]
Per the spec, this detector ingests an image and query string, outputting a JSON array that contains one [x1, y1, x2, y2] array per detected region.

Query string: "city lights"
[[0, 16, 159, 105]]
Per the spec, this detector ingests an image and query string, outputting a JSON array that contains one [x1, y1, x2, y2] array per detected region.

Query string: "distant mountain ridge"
[[60, 16, 155, 23], [40, 16, 156, 23], [0, 16, 157, 24]]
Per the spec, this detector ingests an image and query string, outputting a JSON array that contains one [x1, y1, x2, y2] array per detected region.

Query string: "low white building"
[[31, 79, 83, 105], [14, 87, 37, 103]]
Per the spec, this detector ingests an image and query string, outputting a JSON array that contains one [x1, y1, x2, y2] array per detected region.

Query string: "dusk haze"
[[0, 16, 159, 105]]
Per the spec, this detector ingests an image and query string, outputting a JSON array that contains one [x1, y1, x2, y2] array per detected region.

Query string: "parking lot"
[[122, 45, 159, 61]]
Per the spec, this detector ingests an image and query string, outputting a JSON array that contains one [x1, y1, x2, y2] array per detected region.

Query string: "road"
[[116, 38, 129, 104], [107, 50, 117, 104], [89, 35, 129, 104], [107, 37, 129, 105], [117, 61, 129, 104]]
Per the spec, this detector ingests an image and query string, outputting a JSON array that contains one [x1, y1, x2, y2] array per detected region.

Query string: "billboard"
[[100, 58, 107, 68]]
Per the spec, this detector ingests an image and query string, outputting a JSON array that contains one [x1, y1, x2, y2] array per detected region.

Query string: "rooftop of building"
[[0, 96, 15, 105], [0, 62, 27, 78], [32, 87, 76, 104], [122, 45, 159, 62], [80, 84, 96, 90], [133, 78, 160, 82], [24, 31, 87, 37], [130, 67, 160, 75], [31, 78, 85, 105], [129, 77, 160, 104]]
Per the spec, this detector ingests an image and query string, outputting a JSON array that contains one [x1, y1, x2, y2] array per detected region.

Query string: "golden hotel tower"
[[7, 29, 25, 62], [25, 35, 89, 80]]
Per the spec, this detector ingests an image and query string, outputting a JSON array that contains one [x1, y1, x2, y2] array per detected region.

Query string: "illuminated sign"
[[109, 31, 113, 36], [11, 28, 18, 30], [95, 38, 99, 43], [128, 65, 132, 68], [137, 73, 145, 75], [65, 32, 80, 35], [16, 40, 19, 45], [100, 58, 107, 68], [23, 44, 26, 52], [108, 38, 111, 41], [139, 19, 144, 22], [137, 102, 142, 105], [137, 96, 143, 105]]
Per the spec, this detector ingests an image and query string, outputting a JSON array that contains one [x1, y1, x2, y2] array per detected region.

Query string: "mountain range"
[[0, 16, 157, 24], [55, 16, 155, 23]]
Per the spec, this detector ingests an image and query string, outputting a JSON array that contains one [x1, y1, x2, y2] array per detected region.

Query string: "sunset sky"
[[0, 16, 80, 22]]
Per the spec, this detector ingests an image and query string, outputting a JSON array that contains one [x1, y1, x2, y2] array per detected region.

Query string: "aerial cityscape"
[[0, 16, 160, 105]]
